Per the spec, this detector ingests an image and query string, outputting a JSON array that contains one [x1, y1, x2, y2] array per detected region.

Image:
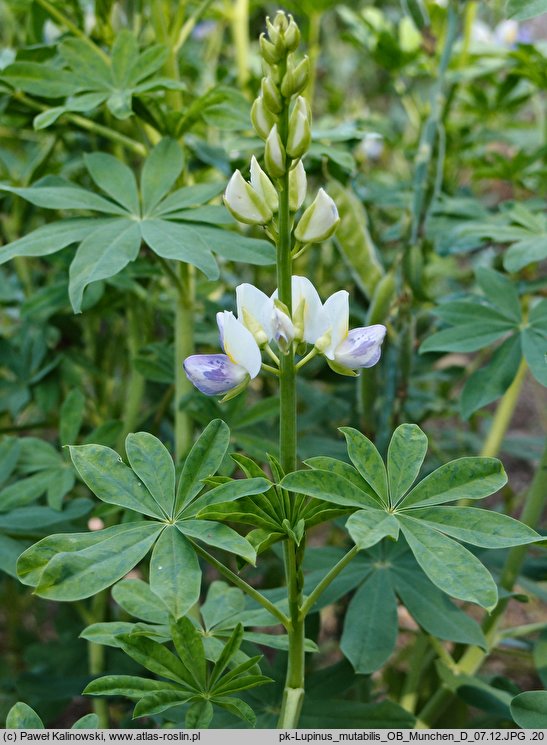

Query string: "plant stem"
[[175, 264, 195, 461], [300, 545, 359, 618], [480, 358, 528, 458], [87, 591, 109, 727], [189, 541, 290, 627], [230, 0, 250, 91], [34, 0, 110, 62], [117, 305, 146, 453], [275, 94, 304, 726], [416, 436, 547, 727], [399, 634, 432, 714], [174, 0, 216, 54], [12, 92, 146, 156]]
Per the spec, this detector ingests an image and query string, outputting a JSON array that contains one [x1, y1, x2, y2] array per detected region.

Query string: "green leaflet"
[[34, 522, 163, 601], [387, 424, 428, 505], [84, 152, 140, 214], [346, 509, 399, 549], [398, 515, 498, 610], [510, 691, 547, 728], [69, 443, 166, 519], [175, 419, 230, 513], [149, 526, 201, 619], [112, 578, 170, 624], [340, 571, 398, 674], [170, 617, 207, 689], [281, 469, 379, 510], [176, 520, 256, 565], [125, 432, 175, 519], [141, 138, 184, 214], [340, 427, 388, 505], [5, 702, 44, 729], [399, 456, 507, 508], [83, 675, 180, 699], [408, 506, 540, 548]]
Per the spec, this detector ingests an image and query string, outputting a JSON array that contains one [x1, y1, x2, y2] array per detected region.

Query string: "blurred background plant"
[[0, 0, 545, 730]]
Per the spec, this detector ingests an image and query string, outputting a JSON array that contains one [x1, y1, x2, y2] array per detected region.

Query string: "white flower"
[[236, 283, 274, 346], [251, 96, 277, 139], [224, 170, 273, 225], [294, 188, 340, 244], [250, 156, 278, 212], [184, 311, 261, 396], [290, 276, 327, 344], [315, 289, 386, 369], [271, 302, 296, 351], [494, 20, 519, 47]]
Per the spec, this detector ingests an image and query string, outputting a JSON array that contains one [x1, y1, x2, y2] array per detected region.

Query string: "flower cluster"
[[184, 277, 386, 397], [222, 12, 339, 245]]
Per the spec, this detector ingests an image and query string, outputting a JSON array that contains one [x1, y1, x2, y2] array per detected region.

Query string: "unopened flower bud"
[[264, 124, 286, 178], [281, 55, 310, 97], [251, 96, 277, 139], [289, 160, 307, 211], [250, 156, 278, 212], [294, 188, 340, 243], [261, 76, 283, 114], [272, 10, 289, 35], [286, 97, 311, 158], [260, 33, 282, 65], [224, 170, 273, 225], [284, 16, 301, 52]]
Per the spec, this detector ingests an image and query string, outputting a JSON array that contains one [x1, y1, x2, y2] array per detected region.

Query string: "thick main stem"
[[480, 358, 528, 458], [276, 123, 304, 725]]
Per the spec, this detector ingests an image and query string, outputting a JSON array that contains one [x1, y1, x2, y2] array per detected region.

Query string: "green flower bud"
[[289, 160, 307, 211], [251, 96, 277, 139], [224, 169, 273, 225], [284, 16, 301, 52], [261, 76, 283, 114], [286, 97, 311, 158], [264, 124, 286, 178], [250, 155, 279, 212], [294, 188, 340, 243], [280, 55, 310, 97], [259, 33, 282, 65]]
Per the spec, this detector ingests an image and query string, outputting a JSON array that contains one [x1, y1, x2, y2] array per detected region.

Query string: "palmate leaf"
[[285, 424, 538, 611], [0, 140, 274, 312]]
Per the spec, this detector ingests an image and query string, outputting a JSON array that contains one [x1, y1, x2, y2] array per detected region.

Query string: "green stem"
[[189, 541, 290, 627], [230, 0, 250, 91], [175, 264, 194, 461], [117, 305, 146, 453], [277, 541, 305, 728], [480, 358, 528, 458], [12, 92, 146, 156], [34, 0, 110, 62], [416, 437, 547, 727], [399, 635, 432, 714], [87, 591, 109, 727], [300, 545, 359, 618], [174, 0, 216, 54]]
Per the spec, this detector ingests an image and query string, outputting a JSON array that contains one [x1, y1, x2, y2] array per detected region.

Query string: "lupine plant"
[[1, 0, 546, 732]]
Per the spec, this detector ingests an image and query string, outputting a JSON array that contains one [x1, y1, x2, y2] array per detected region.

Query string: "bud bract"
[[294, 188, 340, 243], [251, 96, 277, 139], [250, 156, 279, 212], [284, 16, 301, 52], [264, 124, 286, 178], [289, 160, 307, 211], [224, 170, 273, 225]]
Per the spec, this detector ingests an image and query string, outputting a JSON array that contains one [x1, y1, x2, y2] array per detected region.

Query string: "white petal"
[[294, 188, 339, 244], [236, 283, 274, 342], [221, 311, 262, 378], [250, 156, 278, 211], [184, 354, 248, 396], [292, 275, 328, 344], [289, 160, 307, 211], [334, 324, 386, 369], [322, 290, 349, 359], [224, 170, 272, 225]]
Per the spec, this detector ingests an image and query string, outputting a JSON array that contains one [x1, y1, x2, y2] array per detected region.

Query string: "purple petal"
[[334, 324, 386, 369], [183, 354, 248, 396]]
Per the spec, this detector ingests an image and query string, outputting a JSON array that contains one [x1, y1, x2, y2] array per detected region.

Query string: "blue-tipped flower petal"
[[183, 354, 248, 396], [334, 324, 386, 370]]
